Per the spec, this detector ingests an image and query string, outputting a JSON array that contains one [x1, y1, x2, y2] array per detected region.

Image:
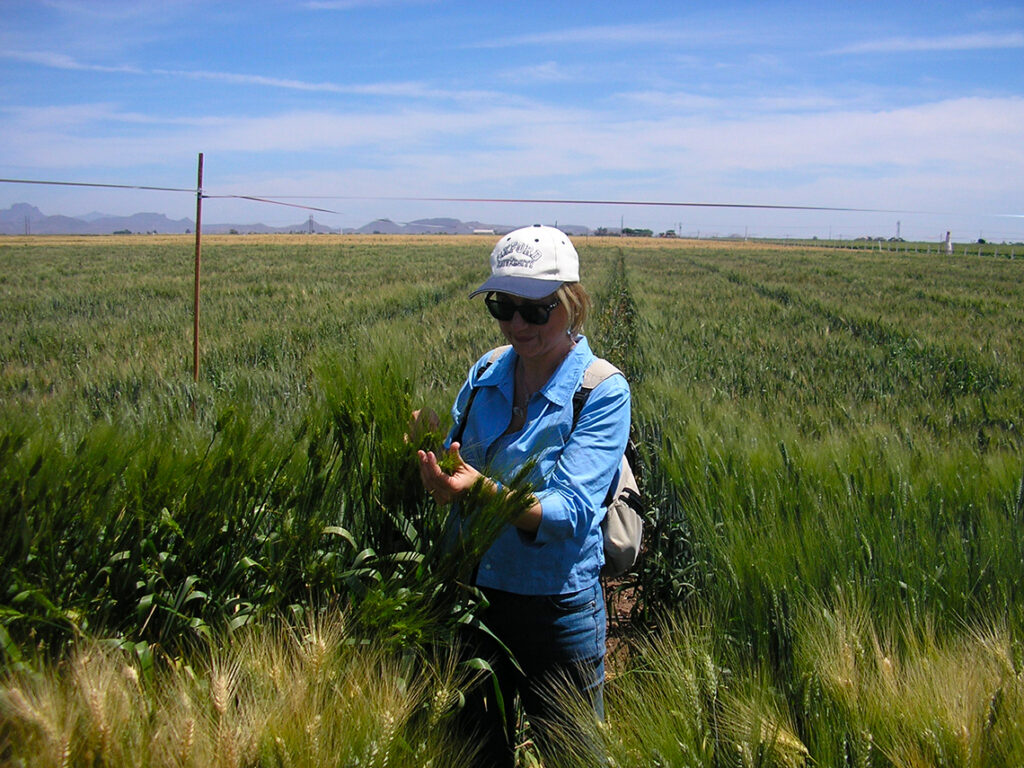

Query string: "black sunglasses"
[[484, 293, 560, 325]]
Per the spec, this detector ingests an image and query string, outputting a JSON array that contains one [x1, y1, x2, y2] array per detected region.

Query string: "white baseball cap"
[[469, 224, 580, 300]]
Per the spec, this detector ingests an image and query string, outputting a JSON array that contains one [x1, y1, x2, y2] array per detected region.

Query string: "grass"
[[0, 610, 481, 768], [0, 235, 490, 427], [4, 605, 1022, 767], [1, 234, 1022, 766], [624, 242, 1023, 631]]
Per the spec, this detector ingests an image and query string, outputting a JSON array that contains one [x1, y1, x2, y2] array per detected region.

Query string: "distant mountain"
[[77, 211, 114, 222], [202, 220, 339, 235], [0, 204, 194, 235], [0, 203, 590, 237], [352, 218, 517, 235], [0, 203, 46, 233]]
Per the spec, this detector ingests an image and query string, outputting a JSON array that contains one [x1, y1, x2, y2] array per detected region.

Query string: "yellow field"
[[0, 232, 761, 250]]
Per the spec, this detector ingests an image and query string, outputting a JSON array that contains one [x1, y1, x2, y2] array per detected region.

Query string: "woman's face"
[[493, 292, 573, 364]]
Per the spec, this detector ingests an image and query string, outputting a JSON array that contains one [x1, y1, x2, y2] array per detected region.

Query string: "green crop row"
[[2, 235, 1022, 766]]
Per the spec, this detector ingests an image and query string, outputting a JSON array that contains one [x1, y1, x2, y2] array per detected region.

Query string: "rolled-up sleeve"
[[532, 374, 631, 544]]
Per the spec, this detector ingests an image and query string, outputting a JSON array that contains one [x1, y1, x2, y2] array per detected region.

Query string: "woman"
[[416, 224, 631, 766]]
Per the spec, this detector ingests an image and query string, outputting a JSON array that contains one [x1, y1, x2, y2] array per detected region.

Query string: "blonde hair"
[[556, 282, 591, 336]]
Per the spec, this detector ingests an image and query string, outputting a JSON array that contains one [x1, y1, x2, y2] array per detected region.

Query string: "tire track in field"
[[682, 253, 1006, 399], [594, 248, 643, 383]]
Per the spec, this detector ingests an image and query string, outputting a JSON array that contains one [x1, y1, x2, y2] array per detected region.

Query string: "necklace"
[[512, 387, 533, 419], [511, 340, 576, 421], [512, 362, 541, 419]]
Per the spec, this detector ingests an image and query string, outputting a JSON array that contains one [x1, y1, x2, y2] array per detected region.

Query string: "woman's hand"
[[417, 442, 484, 504], [418, 443, 543, 532], [405, 408, 440, 446]]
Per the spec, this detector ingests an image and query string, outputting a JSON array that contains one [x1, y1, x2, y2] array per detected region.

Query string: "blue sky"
[[2, 0, 1022, 240]]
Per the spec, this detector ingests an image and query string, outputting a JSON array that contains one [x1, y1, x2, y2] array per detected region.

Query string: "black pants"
[[460, 583, 606, 767]]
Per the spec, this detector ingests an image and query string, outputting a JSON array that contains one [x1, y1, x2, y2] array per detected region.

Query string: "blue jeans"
[[461, 582, 606, 767]]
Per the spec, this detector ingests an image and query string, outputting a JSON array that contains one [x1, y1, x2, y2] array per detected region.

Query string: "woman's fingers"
[[418, 443, 483, 504], [418, 449, 441, 483], [418, 449, 453, 503]]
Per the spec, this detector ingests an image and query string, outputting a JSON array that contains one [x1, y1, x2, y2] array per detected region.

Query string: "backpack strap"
[[571, 358, 622, 430], [570, 358, 626, 506], [451, 345, 510, 445]]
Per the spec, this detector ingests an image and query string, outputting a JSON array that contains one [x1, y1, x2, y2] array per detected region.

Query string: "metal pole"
[[193, 153, 204, 383]]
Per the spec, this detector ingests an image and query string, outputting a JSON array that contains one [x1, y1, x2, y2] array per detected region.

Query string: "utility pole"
[[193, 152, 204, 385]]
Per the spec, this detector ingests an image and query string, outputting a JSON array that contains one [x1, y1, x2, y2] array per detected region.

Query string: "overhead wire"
[[0, 178, 343, 215], [202, 194, 341, 214], [235, 194, 937, 216], [1, 176, 1021, 220], [0, 177, 195, 194]]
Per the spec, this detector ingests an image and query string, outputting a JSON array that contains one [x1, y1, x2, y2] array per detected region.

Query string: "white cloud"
[[476, 21, 703, 48], [615, 91, 726, 113], [303, 0, 437, 9], [3, 103, 227, 129], [1, 49, 143, 73], [3, 90, 1021, 225], [152, 69, 362, 94], [156, 69, 500, 101], [832, 31, 1024, 54], [498, 62, 576, 84], [610, 97, 1024, 184], [968, 7, 1024, 24], [36, 0, 187, 21], [0, 48, 498, 102]]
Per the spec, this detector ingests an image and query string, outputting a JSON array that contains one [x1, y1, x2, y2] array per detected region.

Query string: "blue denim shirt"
[[446, 336, 631, 595]]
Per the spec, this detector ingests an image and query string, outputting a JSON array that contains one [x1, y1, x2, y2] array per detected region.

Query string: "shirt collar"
[[542, 335, 594, 408], [474, 336, 595, 408], [476, 344, 515, 387]]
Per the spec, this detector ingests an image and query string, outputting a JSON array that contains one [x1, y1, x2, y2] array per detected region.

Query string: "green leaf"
[[228, 612, 255, 631], [0, 624, 23, 663], [323, 525, 357, 548]]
